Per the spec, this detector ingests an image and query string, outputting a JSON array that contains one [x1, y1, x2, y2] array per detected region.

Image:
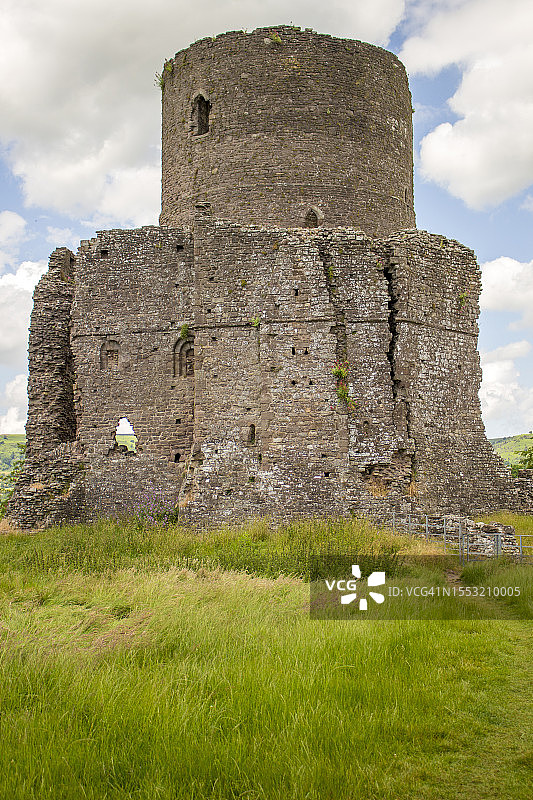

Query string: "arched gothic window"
[[303, 207, 323, 228], [173, 336, 195, 377], [191, 94, 211, 136]]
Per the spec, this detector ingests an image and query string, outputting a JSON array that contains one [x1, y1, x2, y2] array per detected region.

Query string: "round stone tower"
[[160, 26, 415, 237]]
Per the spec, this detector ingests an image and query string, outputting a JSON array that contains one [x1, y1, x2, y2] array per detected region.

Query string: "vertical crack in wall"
[[381, 247, 417, 493], [318, 237, 347, 361]]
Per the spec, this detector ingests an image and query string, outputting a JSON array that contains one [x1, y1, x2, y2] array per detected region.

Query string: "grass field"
[[0, 516, 532, 799]]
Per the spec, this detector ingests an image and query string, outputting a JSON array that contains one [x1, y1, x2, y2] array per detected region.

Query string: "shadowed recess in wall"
[[114, 417, 138, 453]]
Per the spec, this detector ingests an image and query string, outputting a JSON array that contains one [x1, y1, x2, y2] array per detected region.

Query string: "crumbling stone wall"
[[160, 26, 415, 237], [69, 226, 196, 519], [10, 211, 513, 527], [6, 249, 84, 527]]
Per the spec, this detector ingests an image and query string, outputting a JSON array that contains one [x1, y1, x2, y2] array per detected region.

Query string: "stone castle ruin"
[[8, 26, 518, 528]]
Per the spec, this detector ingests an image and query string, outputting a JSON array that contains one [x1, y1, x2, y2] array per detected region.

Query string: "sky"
[[1, 0, 532, 439]]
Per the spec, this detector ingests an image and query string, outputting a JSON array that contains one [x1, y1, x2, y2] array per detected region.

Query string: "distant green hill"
[[489, 433, 533, 466], [0, 434, 25, 476]]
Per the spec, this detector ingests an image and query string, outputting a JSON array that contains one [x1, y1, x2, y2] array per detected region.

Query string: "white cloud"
[[401, 0, 533, 208], [480, 342, 533, 437], [0, 0, 404, 228], [0, 210, 27, 271], [0, 374, 27, 434], [0, 406, 26, 435], [481, 340, 531, 364], [117, 417, 135, 435], [480, 256, 533, 328], [46, 227, 83, 252], [89, 165, 161, 230], [0, 259, 47, 367]]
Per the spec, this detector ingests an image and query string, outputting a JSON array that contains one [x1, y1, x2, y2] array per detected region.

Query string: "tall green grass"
[[0, 516, 411, 579], [1, 567, 532, 800], [0, 517, 532, 799]]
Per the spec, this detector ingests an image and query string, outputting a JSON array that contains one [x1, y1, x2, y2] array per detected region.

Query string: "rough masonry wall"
[[69, 226, 195, 519], [7, 249, 84, 527], [182, 213, 410, 522], [181, 216, 511, 523], [381, 232, 512, 512], [160, 26, 415, 237], [8, 221, 515, 528]]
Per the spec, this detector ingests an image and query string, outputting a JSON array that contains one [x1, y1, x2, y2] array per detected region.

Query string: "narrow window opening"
[[174, 452, 182, 463], [176, 244, 184, 252], [191, 95, 211, 135], [294, 288, 299, 296], [176, 419, 182, 424], [304, 348, 309, 355], [185, 347, 194, 376], [100, 249, 109, 258], [308, 380, 314, 385], [114, 417, 137, 453], [101, 340, 120, 371], [404, 188, 408, 203], [248, 424, 256, 445], [324, 471, 331, 478], [304, 209, 319, 228], [321, 454, 327, 458], [291, 347, 296, 355], [291, 380, 297, 386]]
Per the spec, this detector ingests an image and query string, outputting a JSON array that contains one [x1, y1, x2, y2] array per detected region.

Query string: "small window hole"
[[248, 424, 256, 445], [291, 347, 296, 355], [114, 417, 137, 453], [191, 95, 211, 135], [304, 209, 319, 228]]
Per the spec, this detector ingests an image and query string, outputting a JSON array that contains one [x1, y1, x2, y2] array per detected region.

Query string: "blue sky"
[[1, 0, 532, 438]]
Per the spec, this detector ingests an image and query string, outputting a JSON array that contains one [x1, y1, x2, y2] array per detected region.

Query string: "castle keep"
[[8, 26, 513, 528]]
